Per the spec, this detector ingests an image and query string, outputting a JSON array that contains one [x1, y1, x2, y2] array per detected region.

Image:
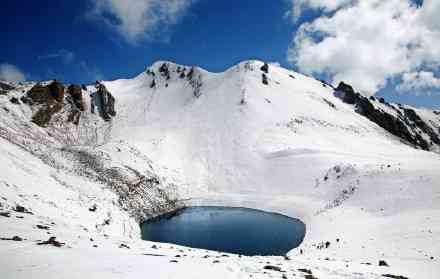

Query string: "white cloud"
[[0, 64, 26, 82], [287, 0, 440, 96], [38, 49, 75, 64], [89, 0, 195, 43], [398, 71, 440, 92], [289, 0, 353, 22]]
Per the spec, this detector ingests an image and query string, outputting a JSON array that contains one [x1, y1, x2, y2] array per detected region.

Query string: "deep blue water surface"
[[141, 206, 306, 256]]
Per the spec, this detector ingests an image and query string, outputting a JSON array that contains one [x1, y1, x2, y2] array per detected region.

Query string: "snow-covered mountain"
[[1, 61, 439, 279]]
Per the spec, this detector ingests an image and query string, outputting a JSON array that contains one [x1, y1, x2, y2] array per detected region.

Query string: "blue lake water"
[[141, 206, 306, 256]]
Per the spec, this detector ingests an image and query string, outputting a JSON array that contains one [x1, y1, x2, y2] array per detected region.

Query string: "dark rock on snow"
[[14, 205, 32, 214], [89, 204, 97, 212], [260, 63, 269, 74], [0, 82, 15, 91], [119, 243, 130, 249], [334, 81, 440, 151], [37, 236, 65, 247], [94, 82, 116, 121], [263, 265, 283, 272], [262, 73, 269, 85], [26, 81, 65, 127], [36, 225, 50, 230], [9, 97, 20, 104], [0, 212, 11, 218], [67, 85, 85, 111], [382, 274, 409, 279], [1, 236, 23, 241]]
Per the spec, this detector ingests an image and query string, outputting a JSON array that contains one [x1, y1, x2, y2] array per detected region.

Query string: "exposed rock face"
[[64, 84, 86, 125], [49, 81, 65, 102], [334, 82, 440, 151], [95, 83, 116, 121], [67, 85, 85, 111], [262, 73, 269, 85], [26, 81, 65, 127], [187, 67, 202, 98], [333, 82, 357, 104], [260, 63, 269, 74], [0, 82, 15, 95], [159, 63, 171, 80]]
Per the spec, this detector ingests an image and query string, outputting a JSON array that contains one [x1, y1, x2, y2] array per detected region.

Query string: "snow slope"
[[1, 61, 439, 278]]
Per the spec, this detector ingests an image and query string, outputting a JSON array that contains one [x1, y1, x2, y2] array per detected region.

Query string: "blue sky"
[[1, 0, 439, 109]]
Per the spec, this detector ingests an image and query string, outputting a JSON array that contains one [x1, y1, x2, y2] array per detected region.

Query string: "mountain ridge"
[[1, 60, 440, 278]]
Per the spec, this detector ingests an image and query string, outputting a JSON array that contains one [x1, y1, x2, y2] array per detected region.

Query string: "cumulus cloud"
[[88, 0, 196, 43], [289, 0, 353, 22], [38, 49, 75, 64], [0, 64, 26, 82], [398, 71, 440, 93], [287, 0, 440, 96]]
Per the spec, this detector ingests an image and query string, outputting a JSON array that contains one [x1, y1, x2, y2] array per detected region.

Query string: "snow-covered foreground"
[[1, 61, 439, 278]]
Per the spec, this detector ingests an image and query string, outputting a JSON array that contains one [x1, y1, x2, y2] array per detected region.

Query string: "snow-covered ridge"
[[1, 61, 440, 278]]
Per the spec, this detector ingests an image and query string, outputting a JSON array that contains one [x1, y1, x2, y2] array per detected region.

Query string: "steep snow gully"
[[0, 60, 439, 279]]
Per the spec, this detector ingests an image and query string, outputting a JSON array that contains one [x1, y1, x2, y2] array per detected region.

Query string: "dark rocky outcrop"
[[334, 82, 440, 151], [334, 82, 357, 104], [24, 81, 89, 127], [27, 81, 64, 104], [0, 236, 23, 241], [0, 212, 11, 218], [179, 69, 186, 79], [187, 67, 202, 98], [0, 82, 15, 95], [262, 73, 269, 85], [26, 82, 65, 127], [403, 108, 440, 145], [382, 274, 409, 279], [263, 265, 282, 272], [67, 85, 85, 111], [187, 67, 194, 81], [94, 83, 116, 121], [65, 85, 85, 125], [260, 63, 269, 74], [37, 236, 65, 247], [9, 97, 20, 104], [159, 63, 171, 80], [0, 82, 15, 91], [49, 81, 65, 102]]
